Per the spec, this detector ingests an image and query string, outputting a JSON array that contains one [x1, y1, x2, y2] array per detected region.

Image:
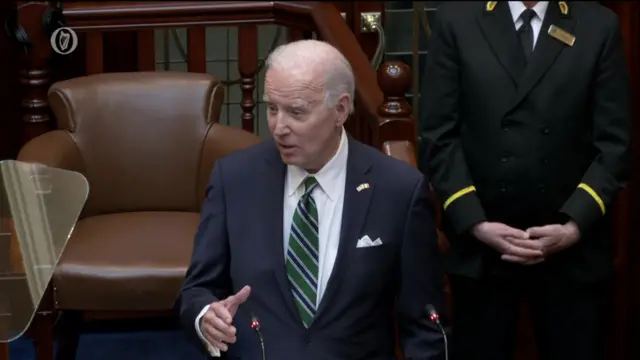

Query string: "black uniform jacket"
[[423, 1, 631, 282]]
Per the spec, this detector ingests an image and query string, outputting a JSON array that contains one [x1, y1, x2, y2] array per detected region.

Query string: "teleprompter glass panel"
[[0, 161, 88, 342]]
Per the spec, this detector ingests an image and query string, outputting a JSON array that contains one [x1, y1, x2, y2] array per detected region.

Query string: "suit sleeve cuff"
[[442, 186, 486, 235], [195, 304, 221, 357], [560, 184, 605, 235]]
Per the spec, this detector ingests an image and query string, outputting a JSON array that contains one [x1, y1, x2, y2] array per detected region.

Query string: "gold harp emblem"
[[559, 1, 569, 16]]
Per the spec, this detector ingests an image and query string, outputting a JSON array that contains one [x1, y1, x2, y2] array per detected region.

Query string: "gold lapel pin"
[[559, 1, 569, 16], [486, 1, 497, 12], [548, 24, 575, 47]]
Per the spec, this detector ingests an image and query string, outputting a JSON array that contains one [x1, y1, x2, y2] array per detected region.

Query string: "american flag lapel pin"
[[356, 183, 370, 192]]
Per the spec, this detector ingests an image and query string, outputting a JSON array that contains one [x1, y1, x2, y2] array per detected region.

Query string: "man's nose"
[[273, 117, 290, 135]]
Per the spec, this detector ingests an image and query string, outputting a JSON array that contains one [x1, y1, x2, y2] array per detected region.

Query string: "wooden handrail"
[[14, 1, 413, 154], [62, 1, 305, 28], [61, 1, 383, 130], [305, 3, 383, 127]]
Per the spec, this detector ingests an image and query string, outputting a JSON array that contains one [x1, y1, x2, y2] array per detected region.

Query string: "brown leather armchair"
[[16, 72, 262, 360]]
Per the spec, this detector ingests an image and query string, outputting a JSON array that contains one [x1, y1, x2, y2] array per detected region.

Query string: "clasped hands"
[[471, 221, 581, 265]]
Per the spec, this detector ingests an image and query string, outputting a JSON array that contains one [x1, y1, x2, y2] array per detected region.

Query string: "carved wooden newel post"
[[376, 61, 415, 147], [7, 3, 58, 360], [16, 1, 55, 145]]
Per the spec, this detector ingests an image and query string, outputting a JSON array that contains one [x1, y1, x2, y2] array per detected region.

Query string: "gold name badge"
[[548, 25, 576, 47]]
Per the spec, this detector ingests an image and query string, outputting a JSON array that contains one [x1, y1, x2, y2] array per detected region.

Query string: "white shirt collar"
[[508, 1, 549, 24], [286, 128, 348, 202]]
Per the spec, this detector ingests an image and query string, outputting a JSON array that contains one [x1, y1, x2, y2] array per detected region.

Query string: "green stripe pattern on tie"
[[286, 176, 320, 328]]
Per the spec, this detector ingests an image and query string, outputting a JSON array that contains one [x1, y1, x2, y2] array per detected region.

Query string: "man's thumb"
[[225, 285, 252, 308]]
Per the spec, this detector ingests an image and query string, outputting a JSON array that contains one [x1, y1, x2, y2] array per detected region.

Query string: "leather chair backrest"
[[48, 72, 261, 217]]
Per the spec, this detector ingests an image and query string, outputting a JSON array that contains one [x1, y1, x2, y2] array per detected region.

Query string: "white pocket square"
[[356, 235, 383, 248]]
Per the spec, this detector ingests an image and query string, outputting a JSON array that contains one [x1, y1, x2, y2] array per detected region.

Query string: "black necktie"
[[518, 9, 536, 60]]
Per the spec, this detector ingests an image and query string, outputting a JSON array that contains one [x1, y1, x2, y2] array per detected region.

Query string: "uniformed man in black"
[[422, 1, 630, 359]]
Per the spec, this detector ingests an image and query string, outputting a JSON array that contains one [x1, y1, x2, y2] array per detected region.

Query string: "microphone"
[[250, 313, 266, 360], [425, 304, 448, 360]]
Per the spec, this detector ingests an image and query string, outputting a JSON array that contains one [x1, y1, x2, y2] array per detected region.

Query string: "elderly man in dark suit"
[[423, 1, 630, 359], [177, 39, 446, 360]]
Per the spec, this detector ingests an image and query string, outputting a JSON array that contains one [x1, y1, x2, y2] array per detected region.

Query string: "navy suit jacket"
[[177, 137, 445, 360]]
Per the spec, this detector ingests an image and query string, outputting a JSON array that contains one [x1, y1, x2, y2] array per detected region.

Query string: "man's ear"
[[335, 93, 351, 127]]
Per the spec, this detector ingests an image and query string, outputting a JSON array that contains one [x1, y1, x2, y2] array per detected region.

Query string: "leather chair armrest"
[[16, 130, 85, 175]]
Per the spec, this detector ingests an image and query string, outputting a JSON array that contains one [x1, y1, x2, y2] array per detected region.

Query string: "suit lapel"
[[476, 1, 527, 85], [262, 141, 300, 322], [508, 3, 575, 110], [314, 138, 373, 321]]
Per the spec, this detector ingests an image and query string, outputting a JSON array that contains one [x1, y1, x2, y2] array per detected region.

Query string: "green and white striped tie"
[[286, 176, 320, 328]]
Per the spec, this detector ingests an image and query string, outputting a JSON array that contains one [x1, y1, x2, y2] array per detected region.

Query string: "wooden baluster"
[[16, 2, 55, 145], [238, 25, 257, 133], [19, 67, 50, 143], [85, 31, 104, 75], [376, 61, 414, 147], [136, 30, 155, 71], [187, 28, 206, 73]]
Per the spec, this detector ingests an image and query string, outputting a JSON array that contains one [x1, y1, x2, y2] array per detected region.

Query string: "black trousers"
[[448, 273, 610, 360]]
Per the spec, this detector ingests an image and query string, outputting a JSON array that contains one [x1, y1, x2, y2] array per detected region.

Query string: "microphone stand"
[[434, 320, 448, 360], [250, 314, 266, 360]]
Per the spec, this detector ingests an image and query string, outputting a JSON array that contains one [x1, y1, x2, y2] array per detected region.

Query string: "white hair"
[[265, 40, 355, 114]]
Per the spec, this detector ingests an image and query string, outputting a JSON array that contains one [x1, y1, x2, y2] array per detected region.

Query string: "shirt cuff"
[[195, 304, 221, 357]]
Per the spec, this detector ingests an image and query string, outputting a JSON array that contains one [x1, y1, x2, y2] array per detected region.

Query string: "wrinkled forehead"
[[264, 67, 324, 107]]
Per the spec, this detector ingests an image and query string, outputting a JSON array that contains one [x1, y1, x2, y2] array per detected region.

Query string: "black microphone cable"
[[426, 304, 448, 360]]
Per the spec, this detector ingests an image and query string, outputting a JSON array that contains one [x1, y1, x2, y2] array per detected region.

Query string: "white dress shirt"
[[508, 1, 549, 48], [283, 128, 347, 305], [195, 129, 349, 357]]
